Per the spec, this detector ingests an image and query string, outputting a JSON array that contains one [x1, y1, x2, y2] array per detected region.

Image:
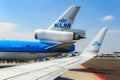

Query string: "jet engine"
[[34, 29, 81, 42]]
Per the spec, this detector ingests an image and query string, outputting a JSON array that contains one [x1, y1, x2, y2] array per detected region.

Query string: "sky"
[[0, 0, 120, 54]]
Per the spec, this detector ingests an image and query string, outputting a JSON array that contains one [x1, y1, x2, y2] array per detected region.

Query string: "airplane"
[[0, 27, 108, 80], [0, 6, 85, 63]]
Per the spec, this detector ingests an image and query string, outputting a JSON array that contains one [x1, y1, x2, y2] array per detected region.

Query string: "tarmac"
[[83, 58, 120, 80], [56, 58, 120, 80], [57, 65, 100, 80]]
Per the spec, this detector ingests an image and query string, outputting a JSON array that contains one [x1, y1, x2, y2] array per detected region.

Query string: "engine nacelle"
[[34, 29, 81, 42]]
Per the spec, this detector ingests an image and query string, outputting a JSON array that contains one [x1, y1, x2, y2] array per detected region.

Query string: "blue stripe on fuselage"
[[0, 40, 74, 53], [0, 40, 55, 52]]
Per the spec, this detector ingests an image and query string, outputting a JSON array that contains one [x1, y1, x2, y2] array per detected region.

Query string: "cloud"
[[102, 15, 114, 22], [1, 32, 35, 41], [0, 23, 16, 32], [0, 22, 35, 41], [108, 29, 120, 34]]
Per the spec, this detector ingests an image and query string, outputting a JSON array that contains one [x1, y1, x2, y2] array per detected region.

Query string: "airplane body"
[[0, 6, 86, 62], [0, 40, 75, 60], [0, 40, 74, 60]]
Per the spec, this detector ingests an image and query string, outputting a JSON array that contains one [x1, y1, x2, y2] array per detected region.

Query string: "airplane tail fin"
[[81, 27, 108, 58], [48, 6, 80, 31]]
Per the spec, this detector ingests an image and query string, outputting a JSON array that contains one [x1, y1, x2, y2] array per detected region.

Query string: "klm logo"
[[92, 41, 101, 46], [54, 18, 71, 29]]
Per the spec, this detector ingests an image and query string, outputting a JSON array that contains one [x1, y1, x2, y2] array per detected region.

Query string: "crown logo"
[[92, 41, 101, 46], [59, 18, 67, 23]]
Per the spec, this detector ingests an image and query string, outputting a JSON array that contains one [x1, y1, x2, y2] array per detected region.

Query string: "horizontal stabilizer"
[[46, 42, 75, 51], [68, 29, 86, 39]]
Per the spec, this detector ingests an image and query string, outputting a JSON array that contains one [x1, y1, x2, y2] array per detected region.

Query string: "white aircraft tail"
[[48, 6, 80, 31], [81, 27, 108, 58]]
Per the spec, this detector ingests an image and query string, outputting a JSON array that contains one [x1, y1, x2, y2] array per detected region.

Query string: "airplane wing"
[[0, 28, 107, 80], [46, 42, 75, 51]]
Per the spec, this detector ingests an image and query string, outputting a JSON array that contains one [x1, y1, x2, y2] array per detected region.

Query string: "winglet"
[[81, 27, 108, 58]]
